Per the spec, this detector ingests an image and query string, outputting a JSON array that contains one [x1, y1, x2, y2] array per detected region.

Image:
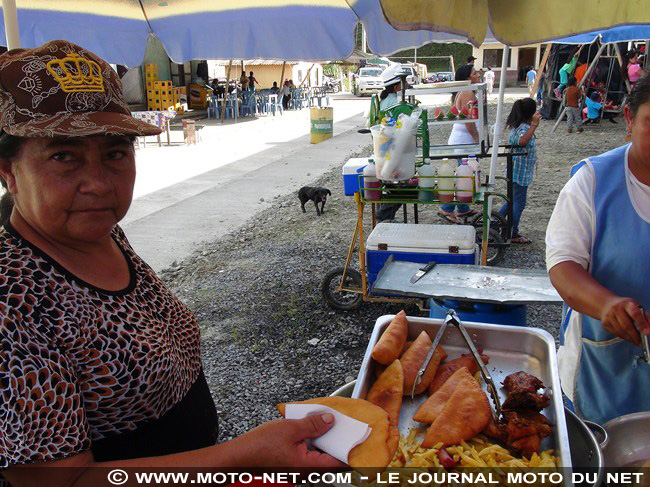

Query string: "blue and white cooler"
[[365, 223, 477, 289], [342, 157, 370, 196]]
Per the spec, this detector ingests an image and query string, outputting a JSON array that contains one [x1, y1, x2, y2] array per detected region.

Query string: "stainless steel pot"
[[565, 408, 605, 487], [601, 411, 650, 468]]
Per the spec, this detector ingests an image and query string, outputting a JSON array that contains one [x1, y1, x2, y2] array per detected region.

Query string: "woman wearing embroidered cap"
[[0, 41, 343, 486], [546, 72, 650, 425]]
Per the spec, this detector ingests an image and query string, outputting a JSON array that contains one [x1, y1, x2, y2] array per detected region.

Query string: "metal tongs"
[[412, 309, 503, 419]]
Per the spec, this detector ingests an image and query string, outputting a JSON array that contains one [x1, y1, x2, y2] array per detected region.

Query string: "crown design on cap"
[[46, 53, 105, 93]]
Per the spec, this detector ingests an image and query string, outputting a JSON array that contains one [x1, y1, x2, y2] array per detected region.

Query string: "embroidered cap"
[[0, 40, 162, 137]]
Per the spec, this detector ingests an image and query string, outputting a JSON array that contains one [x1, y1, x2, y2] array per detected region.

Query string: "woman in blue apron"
[[545, 73, 650, 425]]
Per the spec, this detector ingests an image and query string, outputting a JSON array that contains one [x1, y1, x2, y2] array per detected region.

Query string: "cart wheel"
[[470, 211, 509, 240], [321, 267, 364, 311], [475, 227, 506, 267]]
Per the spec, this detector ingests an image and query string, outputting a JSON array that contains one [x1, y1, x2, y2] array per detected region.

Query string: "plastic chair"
[[224, 94, 238, 121], [240, 92, 256, 117], [268, 94, 283, 116], [207, 96, 220, 119]]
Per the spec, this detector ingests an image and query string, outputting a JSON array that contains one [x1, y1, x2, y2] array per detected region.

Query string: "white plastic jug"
[[417, 163, 436, 202], [363, 159, 382, 201], [467, 156, 481, 195], [456, 160, 474, 202], [437, 158, 455, 202]]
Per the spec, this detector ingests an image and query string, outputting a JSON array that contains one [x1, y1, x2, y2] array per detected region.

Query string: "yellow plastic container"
[[310, 107, 333, 144]]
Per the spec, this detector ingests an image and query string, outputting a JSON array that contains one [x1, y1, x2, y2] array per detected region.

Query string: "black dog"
[[298, 186, 331, 216]]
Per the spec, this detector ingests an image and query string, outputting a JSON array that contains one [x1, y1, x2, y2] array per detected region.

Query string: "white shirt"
[[546, 149, 650, 272], [484, 70, 495, 82]]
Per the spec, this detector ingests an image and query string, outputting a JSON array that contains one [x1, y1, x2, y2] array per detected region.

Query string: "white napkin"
[[284, 404, 372, 464]]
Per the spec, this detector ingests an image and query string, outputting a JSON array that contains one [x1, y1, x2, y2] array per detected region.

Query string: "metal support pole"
[[484, 46, 509, 266], [2, 0, 20, 50]]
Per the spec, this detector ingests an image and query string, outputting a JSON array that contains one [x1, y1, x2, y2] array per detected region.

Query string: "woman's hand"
[[531, 112, 542, 127], [231, 414, 346, 468], [601, 297, 650, 346]]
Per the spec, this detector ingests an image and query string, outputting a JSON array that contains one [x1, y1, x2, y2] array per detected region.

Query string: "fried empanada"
[[400, 330, 447, 395], [277, 396, 391, 469], [371, 310, 408, 365], [413, 367, 473, 423], [421, 375, 491, 448], [428, 353, 489, 394], [367, 360, 403, 458]]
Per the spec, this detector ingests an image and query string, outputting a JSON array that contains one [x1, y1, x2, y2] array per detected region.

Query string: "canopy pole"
[[483, 46, 509, 266], [2, 0, 20, 49]]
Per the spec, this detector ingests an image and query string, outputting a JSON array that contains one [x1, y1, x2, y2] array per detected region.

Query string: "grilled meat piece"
[[482, 414, 507, 443], [502, 371, 548, 411], [503, 410, 553, 457], [502, 371, 544, 396], [502, 390, 550, 411]]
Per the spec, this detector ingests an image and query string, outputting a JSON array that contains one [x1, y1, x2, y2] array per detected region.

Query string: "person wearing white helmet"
[[379, 64, 407, 111]]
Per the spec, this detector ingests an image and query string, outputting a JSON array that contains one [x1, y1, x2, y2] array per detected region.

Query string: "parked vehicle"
[[423, 71, 454, 83], [352, 67, 384, 96]]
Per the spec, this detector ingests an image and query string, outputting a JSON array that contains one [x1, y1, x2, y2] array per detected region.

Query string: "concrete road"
[[122, 89, 526, 272]]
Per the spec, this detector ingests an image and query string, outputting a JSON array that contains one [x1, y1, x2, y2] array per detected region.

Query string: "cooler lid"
[[343, 157, 370, 175], [366, 223, 475, 253]]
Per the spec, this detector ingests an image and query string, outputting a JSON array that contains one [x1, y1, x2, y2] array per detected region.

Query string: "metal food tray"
[[352, 315, 571, 468]]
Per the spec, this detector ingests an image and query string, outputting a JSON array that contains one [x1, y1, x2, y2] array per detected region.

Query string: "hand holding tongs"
[[446, 309, 502, 419]]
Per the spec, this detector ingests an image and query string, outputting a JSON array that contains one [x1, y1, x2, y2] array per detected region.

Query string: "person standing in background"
[[239, 70, 249, 92], [484, 67, 495, 95], [248, 71, 260, 91], [527, 66, 537, 96], [564, 77, 583, 134]]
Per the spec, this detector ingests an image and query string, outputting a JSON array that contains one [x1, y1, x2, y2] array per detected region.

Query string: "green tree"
[[390, 42, 473, 73]]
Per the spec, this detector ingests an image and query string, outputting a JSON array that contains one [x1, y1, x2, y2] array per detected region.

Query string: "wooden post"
[[530, 44, 551, 98], [221, 60, 233, 123], [279, 61, 287, 88], [299, 63, 315, 88]]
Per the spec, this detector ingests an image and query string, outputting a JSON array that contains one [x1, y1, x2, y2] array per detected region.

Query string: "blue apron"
[[563, 144, 650, 424]]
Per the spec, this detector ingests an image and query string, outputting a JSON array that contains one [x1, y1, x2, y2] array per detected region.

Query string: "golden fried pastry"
[[401, 330, 447, 395], [413, 367, 473, 423], [367, 360, 403, 458], [277, 396, 391, 469], [371, 310, 408, 365], [421, 375, 491, 448], [428, 353, 489, 394]]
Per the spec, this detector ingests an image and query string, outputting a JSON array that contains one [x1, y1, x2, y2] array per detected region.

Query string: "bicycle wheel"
[[470, 210, 509, 240], [475, 227, 506, 267], [321, 267, 364, 311]]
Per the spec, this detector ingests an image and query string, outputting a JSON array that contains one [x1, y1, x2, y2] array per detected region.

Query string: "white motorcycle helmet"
[[381, 63, 408, 88]]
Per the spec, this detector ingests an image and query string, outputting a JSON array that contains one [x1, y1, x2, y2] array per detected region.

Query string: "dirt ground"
[[160, 99, 628, 440]]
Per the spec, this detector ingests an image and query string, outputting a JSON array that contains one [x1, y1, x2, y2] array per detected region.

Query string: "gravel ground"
[[159, 99, 628, 441]]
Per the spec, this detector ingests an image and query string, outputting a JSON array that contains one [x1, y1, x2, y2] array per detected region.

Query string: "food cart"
[[322, 80, 553, 323]]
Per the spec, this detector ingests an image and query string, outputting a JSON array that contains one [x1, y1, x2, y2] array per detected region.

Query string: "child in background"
[[564, 76, 583, 133], [554, 46, 583, 98], [498, 98, 541, 244], [584, 91, 603, 124]]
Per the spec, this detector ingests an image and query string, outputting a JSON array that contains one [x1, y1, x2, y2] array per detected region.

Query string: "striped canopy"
[[0, 0, 468, 67], [379, 0, 650, 47]]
